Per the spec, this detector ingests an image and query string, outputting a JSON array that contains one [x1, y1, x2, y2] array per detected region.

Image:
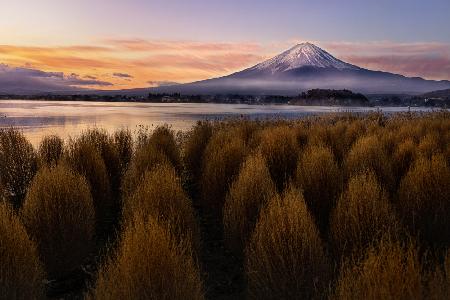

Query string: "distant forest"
[[1, 88, 449, 107]]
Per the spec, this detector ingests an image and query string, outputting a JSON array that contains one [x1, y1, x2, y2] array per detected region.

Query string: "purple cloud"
[[147, 81, 179, 87], [113, 72, 134, 79], [0, 64, 113, 94]]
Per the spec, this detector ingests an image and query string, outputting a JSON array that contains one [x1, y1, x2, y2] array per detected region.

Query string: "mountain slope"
[[148, 43, 450, 95]]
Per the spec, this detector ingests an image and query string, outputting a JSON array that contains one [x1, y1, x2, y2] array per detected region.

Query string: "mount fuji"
[[148, 42, 450, 95]]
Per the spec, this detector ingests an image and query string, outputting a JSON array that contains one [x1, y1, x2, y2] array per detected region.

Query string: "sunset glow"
[[1, 0, 449, 90]]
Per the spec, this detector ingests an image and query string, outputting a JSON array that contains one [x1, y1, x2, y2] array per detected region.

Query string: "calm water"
[[0, 100, 437, 145]]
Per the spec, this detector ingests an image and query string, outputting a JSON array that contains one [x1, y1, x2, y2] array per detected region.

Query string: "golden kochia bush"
[[38, 135, 64, 167], [147, 125, 181, 171], [22, 165, 95, 279], [296, 145, 342, 233], [183, 121, 213, 185], [65, 139, 112, 232], [333, 239, 423, 300], [397, 154, 450, 246], [392, 138, 416, 184], [417, 132, 442, 159], [200, 130, 247, 216], [89, 216, 204, 300], [223, 153, 276, 256], [0, 128, 37, 208], [77, 129, 123, 195], [123, 164, 200, 253], [345, 135, 394, 193], [330, 171, 399, 259], [0, 202, 45, 299], [121, 142, 169, 198], [113, 128, 133, 175], [257, 126, 299, 191], [246, 187, 329, 299]]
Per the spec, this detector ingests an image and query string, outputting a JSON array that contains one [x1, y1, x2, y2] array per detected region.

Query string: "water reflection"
[[0, 100, 437, 146]]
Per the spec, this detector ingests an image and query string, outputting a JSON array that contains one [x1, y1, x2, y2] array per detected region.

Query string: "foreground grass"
[[0, 111, 449, 299]]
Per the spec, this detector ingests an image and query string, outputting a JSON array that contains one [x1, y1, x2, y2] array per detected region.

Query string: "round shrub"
[[223, 153, 276, 256], [257, 126, 299, 191], [345, 135, 395, 193], [398, 154, 450, 246], [330, 171, 399, 259], [78, 129, 122, 192], [65, 139, 112, 233], [0, 128, 37, 208], [417, 133, 442, 159], [38, 135, 64, 167], [123, 164, 200, 253], [200, 130, 247, 216], [113, 128, 133, 176], [89, 216, 204, 300], [296, 145, 342, 233], [22, 164, 95, 278], [392, 138, 416, 185], [333, 239, 423, 300], [148, 125, 181, 171], [183, 121, 213, 186], [246, 186, 329, 299], [121, 143, 169, 198], [0, 201, 45, 299]]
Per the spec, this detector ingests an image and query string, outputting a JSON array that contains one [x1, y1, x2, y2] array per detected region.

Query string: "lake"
[[0, 100, 438, 145]]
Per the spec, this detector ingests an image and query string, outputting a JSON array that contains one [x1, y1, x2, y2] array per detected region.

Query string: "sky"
[[0, 0, 449, 90]]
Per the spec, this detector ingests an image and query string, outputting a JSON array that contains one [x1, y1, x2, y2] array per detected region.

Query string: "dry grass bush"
[[257, 126, 299, 191], [183, 121, 213, 186], [89, 216, 204, 300], [38, 134, 64, 167], [121, 143, 169, 198], [392, 138, 416, 185], [397, 154, 450, 247], [0, 128, 37, 208], [147, 125, 181, 171], [0, 201, 45, 299], [417, 133, 442, 159], [333, 239, 423, 300], [308, 122, 349, 163], [78, 129, 122, 192], [223, 153, 276, 256], [113, 128, 133, 175], [65, 139, 112, 233], [296, 145, 342, 234], [345, 134, 395, 193], [246, 186, 330, 299], [123, 163, 200, 254], [22, 164, 95, 278], [330, 171, 400, 259], [200, 130, 247, 216], [427, 250, 450, 300]]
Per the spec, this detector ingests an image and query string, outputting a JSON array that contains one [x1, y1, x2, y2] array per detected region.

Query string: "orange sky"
[[1, 39, 449, 90], [0, 40, 268, 90]]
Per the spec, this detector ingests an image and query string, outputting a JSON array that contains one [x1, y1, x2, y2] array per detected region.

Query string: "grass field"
[[1, 111, 449, 299]]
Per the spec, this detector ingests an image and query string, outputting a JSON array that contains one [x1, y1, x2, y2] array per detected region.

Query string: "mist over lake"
[[0, 100, 438, 145]]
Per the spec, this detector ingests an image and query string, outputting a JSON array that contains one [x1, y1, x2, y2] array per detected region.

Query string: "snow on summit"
[[252, 42, 359, 73]]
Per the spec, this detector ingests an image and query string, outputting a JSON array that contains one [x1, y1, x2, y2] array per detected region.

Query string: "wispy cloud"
[[324, 41, 450, 80], [106, 39, 262, 53], [113, 72, 133, 79], [147, 81, 179, 87]]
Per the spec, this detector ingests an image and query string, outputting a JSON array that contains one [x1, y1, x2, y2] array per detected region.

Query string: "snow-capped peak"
[[252, 42, 358, 73]]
